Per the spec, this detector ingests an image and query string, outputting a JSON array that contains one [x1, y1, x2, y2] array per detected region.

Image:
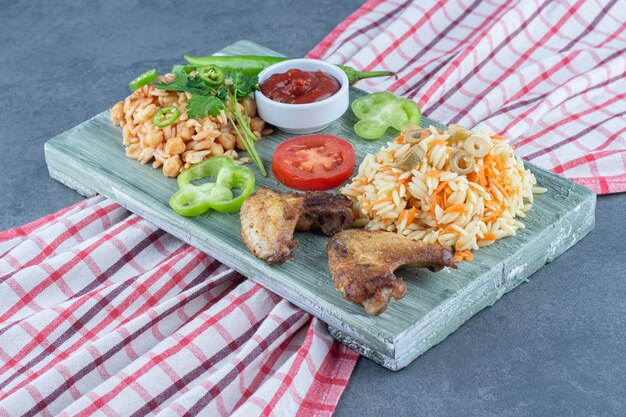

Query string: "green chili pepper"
[[152, 106, 180, 128], [169, 156, 256, 216], [197, 65, 225, 87], [351, 92, 421, 140], [183, 55, 396, 85], [171, 64, 197, 75], [129, 69, 157, 91]]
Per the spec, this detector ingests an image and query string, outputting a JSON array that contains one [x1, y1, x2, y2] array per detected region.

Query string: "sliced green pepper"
[[152, 106, 180, 128], [197, 65, 225, 87], [183, 55, 397, 85], [129, 69, 157, 91], [351, 92, 422, 140], [172, 64, 198, 75], [169, 156, 255, 216]]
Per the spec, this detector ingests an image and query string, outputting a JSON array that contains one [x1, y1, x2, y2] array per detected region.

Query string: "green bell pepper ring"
[[197, 65, 225, 87], [351, 92, 421, 140], [152, 106, 180, 128], [169, 156, 255, 216], [129, 69, 157, 91]]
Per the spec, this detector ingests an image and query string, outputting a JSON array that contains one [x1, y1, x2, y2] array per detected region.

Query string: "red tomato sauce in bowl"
[[259, 69, 341, 104]]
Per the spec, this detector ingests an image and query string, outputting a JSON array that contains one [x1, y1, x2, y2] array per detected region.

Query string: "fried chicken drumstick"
[[240, 187, 353, 265], [328, 229, 456, 315]]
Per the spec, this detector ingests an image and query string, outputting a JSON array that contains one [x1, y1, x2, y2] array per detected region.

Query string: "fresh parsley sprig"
[[186, 95, 223, 119], [155, 71, 266, 176]]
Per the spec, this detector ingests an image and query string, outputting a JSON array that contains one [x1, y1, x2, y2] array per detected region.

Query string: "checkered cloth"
[[0, 196, 358, 416], [308, 0, 626, 194]]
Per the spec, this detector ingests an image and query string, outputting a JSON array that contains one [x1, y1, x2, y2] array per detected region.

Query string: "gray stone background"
[[0, 1, 624, 416]]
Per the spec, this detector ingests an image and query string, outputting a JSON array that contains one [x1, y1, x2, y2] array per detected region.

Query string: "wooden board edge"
[[45, 142, 97, 197]]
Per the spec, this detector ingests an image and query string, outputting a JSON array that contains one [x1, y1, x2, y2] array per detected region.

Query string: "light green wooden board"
[[45, 40, 596, 370]]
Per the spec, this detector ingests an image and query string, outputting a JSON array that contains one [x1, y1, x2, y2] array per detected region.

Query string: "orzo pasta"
[[340, 125, 547, 262]]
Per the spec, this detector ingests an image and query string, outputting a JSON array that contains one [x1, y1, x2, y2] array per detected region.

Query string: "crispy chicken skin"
[[240, 187, 353, 265], [328, 229, 456, 315]]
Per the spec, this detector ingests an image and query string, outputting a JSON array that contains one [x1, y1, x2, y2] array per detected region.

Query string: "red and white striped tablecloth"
[[0, 197, 358, 416]]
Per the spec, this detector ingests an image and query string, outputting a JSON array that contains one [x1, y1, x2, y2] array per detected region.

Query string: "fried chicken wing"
[[328, 229, 455, 315], [240, 187, 353, 265]]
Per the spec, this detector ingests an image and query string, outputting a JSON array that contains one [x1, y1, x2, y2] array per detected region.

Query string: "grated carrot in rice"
[[435, 182, 448, 194], [405, 207, 417, 225], [479, 232, 497, 242], [483, 154, 494, 176], [443, 204, 467, 215], [485, 200, 501, 211], [372, 196, 393, 205], [398, 209, 408, 223], [494, 155, 503, 171], [426, 170, 445, 178], [492, 178, 510, 198], [453, 249, 474, 262], [477, 166, 488, 186], [481, 209, 503, 222]]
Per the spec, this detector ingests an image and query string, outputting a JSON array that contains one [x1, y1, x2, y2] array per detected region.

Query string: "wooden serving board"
[[45, 40, 596, 370]]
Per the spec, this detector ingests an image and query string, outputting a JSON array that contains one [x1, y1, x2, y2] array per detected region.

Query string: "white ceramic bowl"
[[255, 59, 349, 134]]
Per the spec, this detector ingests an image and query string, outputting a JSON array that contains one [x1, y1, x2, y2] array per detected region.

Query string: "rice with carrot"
[[340, 124, 546, 262]]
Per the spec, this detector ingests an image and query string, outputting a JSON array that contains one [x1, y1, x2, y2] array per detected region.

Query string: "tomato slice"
[[272, 134, 356, 191]]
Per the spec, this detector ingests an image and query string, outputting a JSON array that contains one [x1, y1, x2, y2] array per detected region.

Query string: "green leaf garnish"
[[154, 68, 267, 177], [187, 95, 224, 119]]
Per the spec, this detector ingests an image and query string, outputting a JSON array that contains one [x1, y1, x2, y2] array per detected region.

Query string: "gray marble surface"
[[0, 1, 624, 416]]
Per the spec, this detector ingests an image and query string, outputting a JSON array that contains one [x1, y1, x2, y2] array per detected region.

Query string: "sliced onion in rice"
[[397, 146, 425, 171], [464, 134, 491, 157], [404, 130, 423, 143], [450, 149, 475, 175], [447, 124, 473, 142], [401, 124, 421, 135]]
